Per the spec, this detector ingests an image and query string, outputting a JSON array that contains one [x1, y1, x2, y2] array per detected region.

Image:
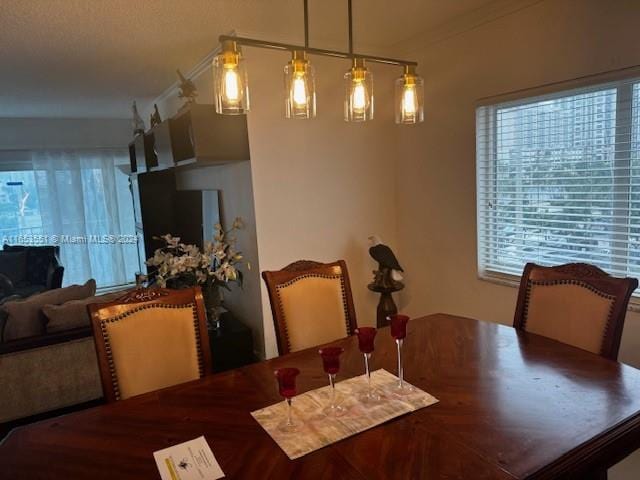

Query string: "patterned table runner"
[[251, 369, 439, 459]]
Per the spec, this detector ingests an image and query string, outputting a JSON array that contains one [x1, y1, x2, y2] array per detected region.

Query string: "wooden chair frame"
[[88, 287, 212, 402], [262, 260, 358, 355], [514, 262, 638, 360]]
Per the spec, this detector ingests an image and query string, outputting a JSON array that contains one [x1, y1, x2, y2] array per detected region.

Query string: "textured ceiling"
[[0, 0, 496, 118]]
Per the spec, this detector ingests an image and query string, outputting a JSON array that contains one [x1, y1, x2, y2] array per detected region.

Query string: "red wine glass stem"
[[364, 353, 372, 393], [286, 397, 293, 426], [329, 373, 336, 408], [396, 338, 404, 388]]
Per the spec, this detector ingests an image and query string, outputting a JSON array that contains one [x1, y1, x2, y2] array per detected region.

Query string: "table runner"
[[251, 369, 439, 459]]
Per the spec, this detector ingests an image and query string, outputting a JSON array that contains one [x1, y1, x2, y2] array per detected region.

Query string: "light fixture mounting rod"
[[348, 0, 353, 55], [303, 0, 309, 48], [218, 34, 418, 67]]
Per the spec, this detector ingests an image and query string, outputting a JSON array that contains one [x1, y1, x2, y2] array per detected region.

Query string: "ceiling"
[[0, 0, 497, 118]]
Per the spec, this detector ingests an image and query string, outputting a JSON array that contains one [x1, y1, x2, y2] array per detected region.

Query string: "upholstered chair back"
[[88, 287, 211, 402], [262, 260, 357, 355], [514, 263, 637, 360]]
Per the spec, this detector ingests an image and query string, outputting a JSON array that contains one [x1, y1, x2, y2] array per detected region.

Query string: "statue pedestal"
[[368, 282, 404, 328]]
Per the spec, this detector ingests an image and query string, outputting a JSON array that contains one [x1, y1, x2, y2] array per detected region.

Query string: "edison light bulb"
[[284, 51, 316, 119], [214, 40, 249, 114], [352, 81, 367, 112], [223, 67, 240, 103], [395, 66, 424, 124], [292, 75, 308, 106], [344, 58, 373, 122], [402, 85, 417, 115]]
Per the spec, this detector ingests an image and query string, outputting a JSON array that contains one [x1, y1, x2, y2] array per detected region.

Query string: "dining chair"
[[88, 286, 212, 402], [262, 260, 357, 355], [514, 262, 638, 360]]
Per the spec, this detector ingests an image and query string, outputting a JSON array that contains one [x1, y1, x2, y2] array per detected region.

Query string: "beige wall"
[[245, 50, 399, 358], [148, 48, 400, 359], [394, 0, 640, 477]]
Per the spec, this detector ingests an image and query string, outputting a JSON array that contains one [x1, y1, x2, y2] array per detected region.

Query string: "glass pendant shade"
[[395, 66, 424, 124], [284, 51, 316, 119], [344, 58, 373, 122], [214, 40, 250, 115]]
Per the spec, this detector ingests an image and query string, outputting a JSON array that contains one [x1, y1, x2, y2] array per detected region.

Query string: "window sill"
[[478, 271, 640, 313], [95, 282, 135, 295]]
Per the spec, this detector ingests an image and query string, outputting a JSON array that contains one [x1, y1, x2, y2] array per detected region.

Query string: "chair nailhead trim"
[[100, 302, 202, 401], [275, 273, 352, 352]]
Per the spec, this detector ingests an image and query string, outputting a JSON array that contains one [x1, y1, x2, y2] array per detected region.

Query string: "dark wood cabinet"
[[128, 104, 250, 173], [170, 104, 250, 166], [128, 143, 137, 173], [129, 133, 157, 173], [127, 103, 249, 273], [132, 170, 203, 272], [209, 313, 255, 373], [149, 121, 174, 171]]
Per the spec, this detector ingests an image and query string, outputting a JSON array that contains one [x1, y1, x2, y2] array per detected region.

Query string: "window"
[[0, 170, 42, 239], [0, 151, 139, 289], [476, 76, 640, 294]]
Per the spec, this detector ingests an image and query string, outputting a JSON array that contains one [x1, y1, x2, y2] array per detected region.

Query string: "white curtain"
[[31, 150, 138, 288]]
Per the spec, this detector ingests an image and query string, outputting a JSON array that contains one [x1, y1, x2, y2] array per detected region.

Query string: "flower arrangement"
[[146, 218, 244, 293]]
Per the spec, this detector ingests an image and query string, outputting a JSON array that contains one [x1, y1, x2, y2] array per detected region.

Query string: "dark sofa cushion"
[[3, 245, 59, 286], [1, 279, 96, 341], [0, 250, 28, 286]]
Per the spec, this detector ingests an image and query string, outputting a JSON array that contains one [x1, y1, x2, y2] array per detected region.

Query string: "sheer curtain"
[[31, 150, 138, 288]]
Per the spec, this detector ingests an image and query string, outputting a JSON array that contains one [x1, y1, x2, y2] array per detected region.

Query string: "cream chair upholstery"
[[514, 263, 637, 360], [89, 287, 211, 402], [262, 260, 357, 355], [524, 282, 614, 355]]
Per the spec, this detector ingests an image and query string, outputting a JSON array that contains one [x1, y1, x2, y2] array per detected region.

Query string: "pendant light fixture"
[[213, 39, 250, 115], [284, 50, 316, 119], [395, 65, 424, 124], [344, 58, 373, 122], [212, 0, 423, 124]]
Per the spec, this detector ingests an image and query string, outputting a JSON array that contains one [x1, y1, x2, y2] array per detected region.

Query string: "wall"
[[393, 0, 640, 477], [148, 47, 400, 359], [0, 117, 130, 150]]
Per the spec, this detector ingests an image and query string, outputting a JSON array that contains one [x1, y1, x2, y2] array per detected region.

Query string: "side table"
[[209, 312, 256, 373]]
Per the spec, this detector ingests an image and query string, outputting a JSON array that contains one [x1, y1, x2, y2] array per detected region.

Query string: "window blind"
[[476, 77, 640, 293]]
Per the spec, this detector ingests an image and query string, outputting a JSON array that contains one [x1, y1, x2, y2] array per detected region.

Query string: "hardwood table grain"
[[2, 314, 640, 479]]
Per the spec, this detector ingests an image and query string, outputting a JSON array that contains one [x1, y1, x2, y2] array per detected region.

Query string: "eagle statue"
[[368, 235, 404, 288]]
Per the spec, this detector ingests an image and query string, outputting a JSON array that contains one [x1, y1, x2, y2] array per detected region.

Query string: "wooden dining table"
[[3, 313, 640, 479]]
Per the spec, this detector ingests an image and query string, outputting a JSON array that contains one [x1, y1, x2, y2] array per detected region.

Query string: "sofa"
[[0, 280, 129, 423], [0, 245, 64, 302]]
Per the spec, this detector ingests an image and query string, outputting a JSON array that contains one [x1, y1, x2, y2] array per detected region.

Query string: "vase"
[[203, 284, 223, 330]]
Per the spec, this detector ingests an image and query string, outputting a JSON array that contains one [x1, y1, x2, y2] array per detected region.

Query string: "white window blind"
[[476, 77, 640, 292]]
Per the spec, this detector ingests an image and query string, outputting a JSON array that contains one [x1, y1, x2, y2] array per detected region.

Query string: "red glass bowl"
[[355, 327, 377, 353], [389, 314, 410, 340], [318, 347, 344, 375], [274, 367, 300, 399]]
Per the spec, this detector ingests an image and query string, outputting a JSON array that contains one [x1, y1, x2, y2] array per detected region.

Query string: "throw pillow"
[[43, 290, 128, 333], [0, 250, 28, 286], [1, 279, 96, 341]]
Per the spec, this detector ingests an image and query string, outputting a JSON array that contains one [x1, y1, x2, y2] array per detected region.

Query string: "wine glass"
[[355, 327, 380, 403], [274, 367, 301, 431], [318, 347, 345, 416], [388, 314, 413, 394]]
